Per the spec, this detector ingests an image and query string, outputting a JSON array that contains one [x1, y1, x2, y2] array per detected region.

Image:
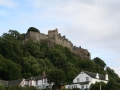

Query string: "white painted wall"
[[66, 71, 108, 89], [73, 72, 92, 83], [91, 78, 107, 84], [65, 84, 80, 89], [38, 79, 43, 85]]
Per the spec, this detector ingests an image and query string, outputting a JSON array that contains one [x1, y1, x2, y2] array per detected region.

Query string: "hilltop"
[[0, 28, 119, 85], [24, 27, 90, 60]]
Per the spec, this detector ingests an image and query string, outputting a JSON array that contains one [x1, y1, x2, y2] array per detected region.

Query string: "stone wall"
[[24, 28, 91, 59]]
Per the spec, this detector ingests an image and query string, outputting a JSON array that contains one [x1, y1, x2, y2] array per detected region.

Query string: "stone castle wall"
[[24, 28, 91, 59], [47, 29, 73, 51]]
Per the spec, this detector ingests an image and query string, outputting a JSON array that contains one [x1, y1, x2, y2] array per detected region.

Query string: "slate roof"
[[0, 79, 24, 87], [8, 79, 23, 86], [84, 71, 105, 80], [0, 80, 8, 86], [26, 75, 46, 81], [35, 75, 43, 80], [26, 77, 35, 80]]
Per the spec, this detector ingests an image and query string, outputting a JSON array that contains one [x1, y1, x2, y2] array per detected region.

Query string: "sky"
[[0, 0, 120, 76]]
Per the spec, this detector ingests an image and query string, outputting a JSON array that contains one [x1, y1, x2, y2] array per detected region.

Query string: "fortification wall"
[[39, 33, 48, 40], [73, 46, 91, 59], [57, 34, 73, 50], [24, 28, 91, 59], [48, 29, 58, 42]]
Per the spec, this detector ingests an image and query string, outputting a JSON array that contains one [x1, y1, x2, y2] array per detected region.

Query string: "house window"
[[44, 78, 46, 83], [36, 80, 38, 85], [77, 78, 80, 82], [81, 85, 84, 89], [86, 85, 88, 88], [86, 77, 89, 81]]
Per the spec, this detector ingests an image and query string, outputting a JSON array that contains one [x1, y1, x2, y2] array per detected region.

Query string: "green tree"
[[90, 82, 107, 90], [93, 57, 106, 68], [47, 69, 66, 87], [28, 27, 40, 33], [22, 56, 40, 78]]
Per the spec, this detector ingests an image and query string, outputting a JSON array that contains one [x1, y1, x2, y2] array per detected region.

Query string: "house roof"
[[26, 75, 46, 81], [26, 77, 35, 80], [79, 81, 90, 85], [35, 75, 46, 80], [8, 79, 23, 86], [0, 80, 8, 86], [83, 71, 105, 80], [0, 79, 24, 87]]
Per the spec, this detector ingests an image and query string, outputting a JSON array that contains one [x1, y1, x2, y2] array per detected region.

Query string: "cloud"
[[0, 0, 120, 76], [0, 0, 18, 8]]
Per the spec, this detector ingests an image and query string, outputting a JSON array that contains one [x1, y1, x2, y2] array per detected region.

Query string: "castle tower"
[[48, 28, 58, 43]]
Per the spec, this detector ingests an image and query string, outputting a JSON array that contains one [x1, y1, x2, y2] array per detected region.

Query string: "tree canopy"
[[0, 29, 120, 89]]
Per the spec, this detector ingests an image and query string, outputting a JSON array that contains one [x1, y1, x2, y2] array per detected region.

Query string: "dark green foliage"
[[93, 57, 106, 68], [22, 56, 40, 78], [0, 54, 22, 80], [106, 67, 119, 80], [90, 82, 107, 90], [90, 80, 120, 90], [47, 68, 66, 85], [28, 27, 40, 33], [72, 88, 80, 90], [0, 29, 120, 90], [0, 85, 6, 90], [6, 85, 38, 90]]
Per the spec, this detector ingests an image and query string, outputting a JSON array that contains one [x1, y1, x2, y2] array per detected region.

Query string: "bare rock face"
[[24, 27, 91, 60]]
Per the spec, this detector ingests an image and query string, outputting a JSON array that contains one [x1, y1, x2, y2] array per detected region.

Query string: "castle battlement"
[[24, 27, 91, 59]]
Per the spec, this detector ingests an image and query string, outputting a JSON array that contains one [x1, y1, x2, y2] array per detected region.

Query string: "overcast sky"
[[0, 0, 120, 76]]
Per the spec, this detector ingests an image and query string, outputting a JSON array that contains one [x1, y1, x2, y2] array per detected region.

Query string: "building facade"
[[65, 71, 108, 90]]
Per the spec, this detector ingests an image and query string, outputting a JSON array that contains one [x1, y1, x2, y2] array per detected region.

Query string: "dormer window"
[[77, 78, 80, 82], [86, 77, 89, 81]]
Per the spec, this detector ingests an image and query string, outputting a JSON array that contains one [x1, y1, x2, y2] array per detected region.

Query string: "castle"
[[24, 27, 91, 59]]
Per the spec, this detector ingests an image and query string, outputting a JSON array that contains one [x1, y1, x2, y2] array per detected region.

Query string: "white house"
[[65, 71, 108, 90], [25, 72, 50, 89]]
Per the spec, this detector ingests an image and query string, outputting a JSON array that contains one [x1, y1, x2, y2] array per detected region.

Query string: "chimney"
[[96, 73, 99, 79], [42, 71, 46, 77], [105, 72, 108, 80]]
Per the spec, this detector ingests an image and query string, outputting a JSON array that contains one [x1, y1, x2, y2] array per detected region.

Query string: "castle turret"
[[48, 28, 58, 42]]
